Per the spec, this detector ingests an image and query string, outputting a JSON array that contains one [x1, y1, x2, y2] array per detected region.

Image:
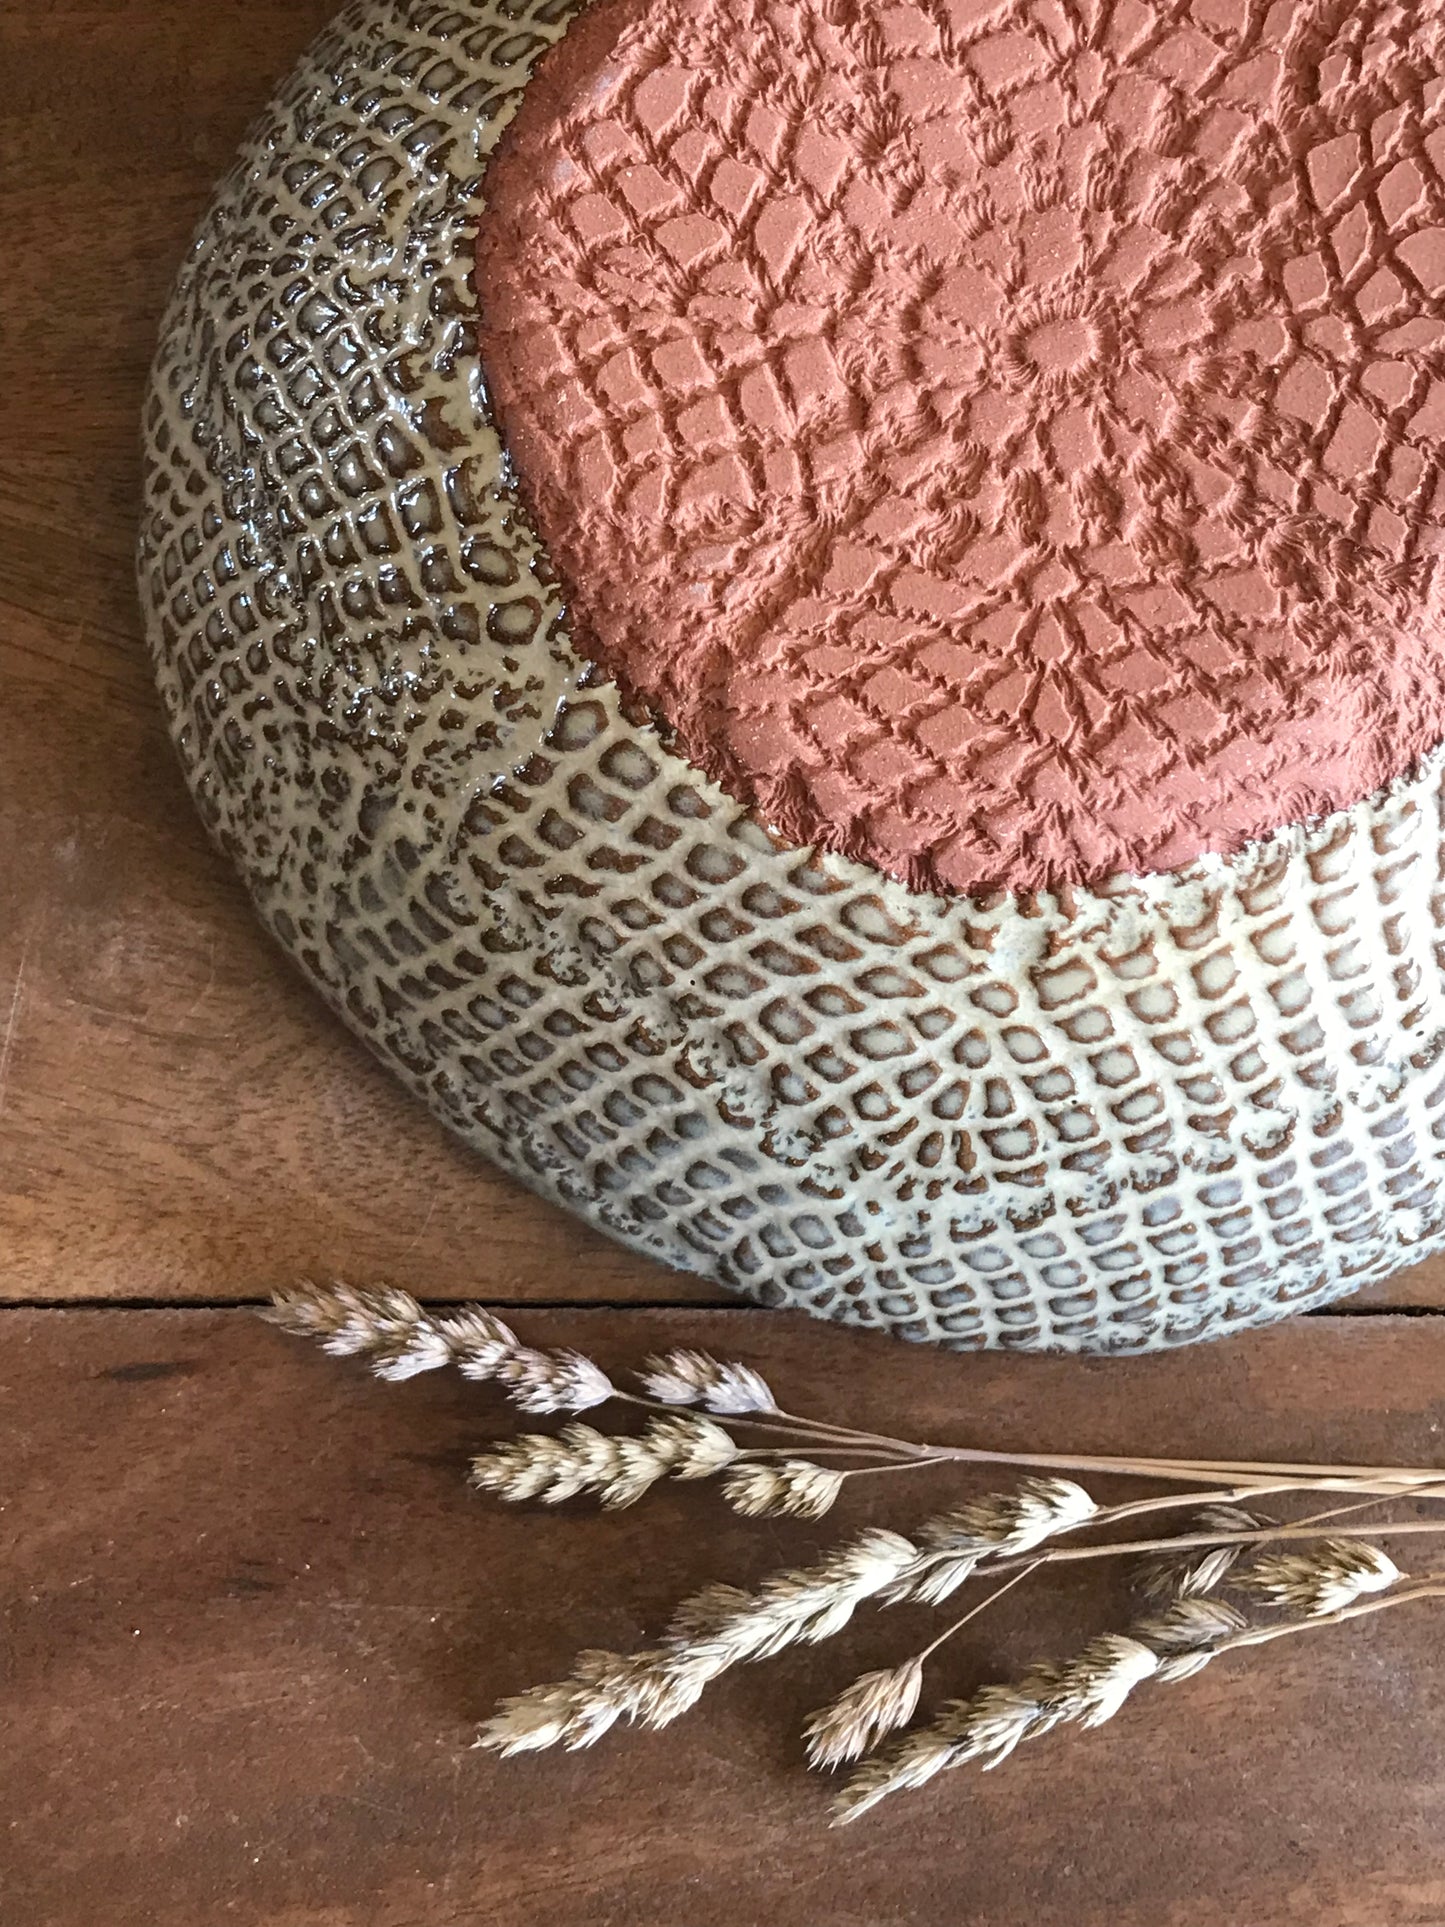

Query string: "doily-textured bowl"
[[140, 0, 1445, 1351]]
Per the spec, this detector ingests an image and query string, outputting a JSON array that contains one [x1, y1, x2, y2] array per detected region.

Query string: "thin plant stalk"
[[915, 1562, 1044, 1664], [977, 1515, 1445, 1581], [1203, 1576, 1445, 1650]]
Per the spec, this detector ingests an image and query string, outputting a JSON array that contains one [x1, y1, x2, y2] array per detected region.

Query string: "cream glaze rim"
[[139, 0, 1445, 1352]]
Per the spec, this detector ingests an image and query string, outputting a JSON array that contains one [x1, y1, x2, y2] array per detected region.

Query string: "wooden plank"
[[0, 1, 711, 1305], [6, 1305, 1445, 1926], [0, 0, 1442, 1310]]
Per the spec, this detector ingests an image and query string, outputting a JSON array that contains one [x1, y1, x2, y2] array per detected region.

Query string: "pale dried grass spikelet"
[[832, 1673, 1056, 1821], [472, 1425, 649, 1507], [835, 1597, 1257, 1820], [1238, 1539, 1403, 1616], [267, 1284, 617, 1409], [833, 1634, 1161, 1823], [893, 1477, 1098, 1605], [264, 1281, 409, 1349], [1129, 1597, 1247, 1680], [1053, 1633, 1164, 1730], [490, 1346, 615, 1414], [480, 1646, 677, 1754], [723, 1459, 846, 1519], [638, 1348, 780, 1415], [665, 1581, 753, 1639], [480, 1529, 920, 1755], [663, 1529, 919, 1666], [434, 1307, 520, 1381], [471, 1415, 738, 1508], [1133, 1505, 1272, 1604], [266, 1283, 521, 1382], [804, 1659, 925, 1769], [647, 1414, 740, 1480]]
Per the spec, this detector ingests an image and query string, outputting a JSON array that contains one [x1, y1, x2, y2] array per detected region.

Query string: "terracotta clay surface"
[[8, 1306, 1445, 1927], [479, 0, 1445, 892]]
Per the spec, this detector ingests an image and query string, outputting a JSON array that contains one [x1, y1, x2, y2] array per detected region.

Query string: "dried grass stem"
[[266, 1284, 1445, 1823]]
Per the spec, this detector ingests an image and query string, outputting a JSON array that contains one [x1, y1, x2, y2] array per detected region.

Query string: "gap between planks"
[[0, 1297, 1441, 1316]]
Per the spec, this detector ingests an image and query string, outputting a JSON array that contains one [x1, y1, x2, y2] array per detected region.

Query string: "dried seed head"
[[896, 1477, 1098, 1605], [472, 1418, 731, 1509], [477, 1679, 588, 1756], [638, 1348, 780, 1415], [1052, 1634, 1160, 1729], [1133, 1597, 1247, 1650], [1133, 1506, 1272, 1605], [831, 1723, 964, 1822], [471, 1415, 739, 1511], [265, 1284, 518, 1382], [471, 1431, 592, 1505], [722, 1459, 845, 1520], [656, 1528, 918, 1690], [1238, 1540, 1402, 1617], [921, 1476, 1097, 1554], [669, 1530, 918, 1666], [368, 1326, 458, 1382], [831, 1672, 1059, 1824], [834, 1630, 1163, 1823], [1135, 1542, 1238, 1605], [1130, 1598, 1246, 1680], [482, 1527, 922, 1759], [804, 1659, 925, 1769], [642, 1414, 739, 1480], [436, 1307, 519, 1379], [478, 1645, 678, 1755], [266, 1282, 422, 1357], [491, 1347, 615, 1415]]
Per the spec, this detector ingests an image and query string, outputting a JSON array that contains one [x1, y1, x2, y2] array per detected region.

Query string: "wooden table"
[[4, 6, 1445, 1921]]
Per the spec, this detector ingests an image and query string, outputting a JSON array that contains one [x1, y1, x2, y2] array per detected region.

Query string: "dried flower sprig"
[[471, 1414, 738, 1508], [267, 1283, 1445, 1823], [1133, 1504, 1273, 1603], [480, 1527, 920, 1755], [831, 1557, 1439, 1823], [265, 1284, 615, 1411], [893, 1478, 1098, 1605], [640, 1348, 780, 1416], [1236, 1539, 1402, 1617], [832, 1597, 1256, 1823], [722, 1459, 846, 1519]]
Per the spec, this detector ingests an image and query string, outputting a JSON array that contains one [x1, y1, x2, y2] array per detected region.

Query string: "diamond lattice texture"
[[478, 0, 1445, 893]]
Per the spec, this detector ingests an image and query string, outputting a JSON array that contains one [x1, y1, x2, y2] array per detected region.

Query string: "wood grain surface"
[[5, 8, 1445, 1919], [7, 1306, 1445, 1927], [0, 0, 720, 1305]]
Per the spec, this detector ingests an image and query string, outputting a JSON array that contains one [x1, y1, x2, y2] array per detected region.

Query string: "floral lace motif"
[[479, 0, 1445, 892]]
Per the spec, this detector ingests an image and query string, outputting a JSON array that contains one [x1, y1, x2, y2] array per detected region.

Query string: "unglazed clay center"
[[479, 0, 1445, 893], [140, 0, 1445, 1353]]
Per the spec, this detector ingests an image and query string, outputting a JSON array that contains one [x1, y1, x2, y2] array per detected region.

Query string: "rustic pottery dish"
[[141, 0, 1445, 1351]]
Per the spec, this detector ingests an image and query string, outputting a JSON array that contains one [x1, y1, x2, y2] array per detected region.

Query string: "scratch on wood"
[[0, 936, 32, 1117]]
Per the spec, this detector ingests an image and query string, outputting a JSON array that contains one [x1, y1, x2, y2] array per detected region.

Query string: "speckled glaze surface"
[[140, 0, 1445, 1351]]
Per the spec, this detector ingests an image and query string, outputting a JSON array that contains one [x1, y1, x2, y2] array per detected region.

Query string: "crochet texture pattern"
[[478, 0, 1445, 893]]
